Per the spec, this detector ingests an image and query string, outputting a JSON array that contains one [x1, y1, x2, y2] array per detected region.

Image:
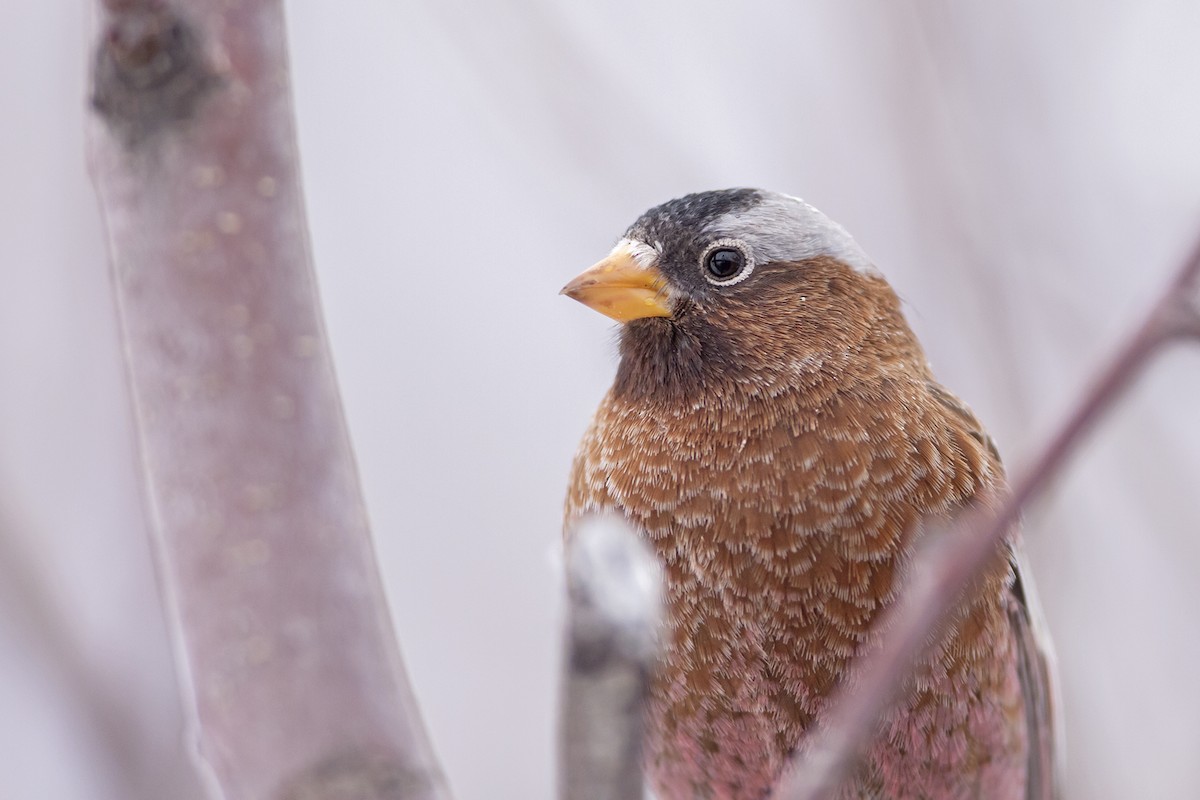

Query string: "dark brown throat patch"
[[613, 315, 735, 405]]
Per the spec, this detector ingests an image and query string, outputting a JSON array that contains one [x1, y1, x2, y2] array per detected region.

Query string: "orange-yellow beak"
[[560, 246, 673, 323]]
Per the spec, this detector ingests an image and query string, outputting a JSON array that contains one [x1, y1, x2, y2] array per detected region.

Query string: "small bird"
[[562, 189, 1058, 800]]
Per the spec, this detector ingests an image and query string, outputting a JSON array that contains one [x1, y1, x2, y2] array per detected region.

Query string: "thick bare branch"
[[560, 515, 663, 800], [86, 2, 449, 799], [774, 233, 1200, 800]]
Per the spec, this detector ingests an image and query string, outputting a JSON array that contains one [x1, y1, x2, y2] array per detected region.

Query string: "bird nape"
[[562, 189, 1059, 800]]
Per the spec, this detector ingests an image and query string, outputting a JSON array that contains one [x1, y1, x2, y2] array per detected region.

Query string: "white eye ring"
[[700, 239, 755, 286]]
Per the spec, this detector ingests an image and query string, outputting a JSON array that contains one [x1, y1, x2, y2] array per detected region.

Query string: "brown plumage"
[[562, 190, 1058, 800]]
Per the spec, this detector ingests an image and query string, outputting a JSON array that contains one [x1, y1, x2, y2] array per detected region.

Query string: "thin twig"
[[560, 515, 663, 800], [87, 2, 450, 798], [774, 232, 1200, 800]]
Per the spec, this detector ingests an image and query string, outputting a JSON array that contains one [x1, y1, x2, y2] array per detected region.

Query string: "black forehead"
[[624, 188, 764, 246]]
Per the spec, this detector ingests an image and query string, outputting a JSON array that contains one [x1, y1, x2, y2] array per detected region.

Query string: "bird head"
[[562, 189, 923, 402]]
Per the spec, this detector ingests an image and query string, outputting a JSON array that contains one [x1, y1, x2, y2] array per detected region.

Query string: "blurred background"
[[3, 2, 1199, 798]]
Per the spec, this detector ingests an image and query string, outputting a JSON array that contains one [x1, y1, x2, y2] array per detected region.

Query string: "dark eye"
[[704, 247, 747, 283]]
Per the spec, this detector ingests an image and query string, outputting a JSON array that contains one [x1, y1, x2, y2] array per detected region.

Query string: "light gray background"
[[2, 2, 1199, 799]]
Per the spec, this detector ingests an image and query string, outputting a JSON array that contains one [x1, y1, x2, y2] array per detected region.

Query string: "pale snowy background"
[[3, 2, 1199, 799]]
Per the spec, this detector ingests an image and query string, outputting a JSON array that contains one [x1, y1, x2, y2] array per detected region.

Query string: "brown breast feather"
[[565, 370, 1039, 798]]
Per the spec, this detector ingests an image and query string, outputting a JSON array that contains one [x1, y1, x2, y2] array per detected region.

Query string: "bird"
[[561, 189, 1059, 800]]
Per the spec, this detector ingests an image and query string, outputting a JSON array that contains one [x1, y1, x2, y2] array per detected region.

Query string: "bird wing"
[[926, 381, 1063, 800]]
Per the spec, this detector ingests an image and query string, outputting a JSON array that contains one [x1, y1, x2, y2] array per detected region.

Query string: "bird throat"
[[613, 315, 742, 405]]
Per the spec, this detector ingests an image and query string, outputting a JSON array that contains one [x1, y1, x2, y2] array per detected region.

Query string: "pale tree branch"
[[773, 233, 1200, 800], [86, 2, 449, 799], [560, 515, 663, 800]]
